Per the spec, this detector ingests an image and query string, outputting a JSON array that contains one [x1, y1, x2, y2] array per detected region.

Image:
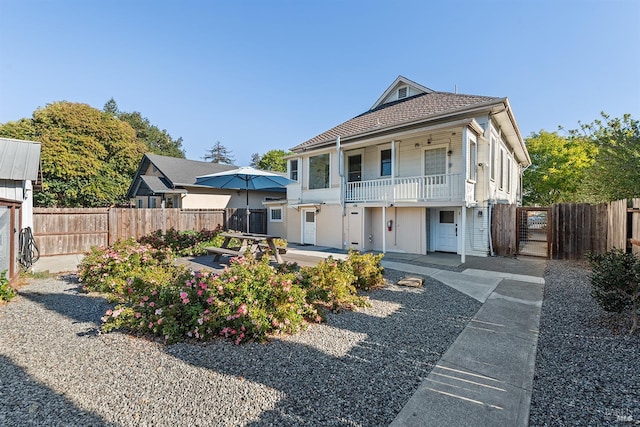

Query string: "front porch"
[[345, 173, 467, 203]]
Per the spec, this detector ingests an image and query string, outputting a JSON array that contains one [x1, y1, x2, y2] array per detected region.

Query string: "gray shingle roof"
[[291, 91, 503, 151], [139, 175, 186, 194], [145, 153, 236, 186], [0, 137, 41, 181]]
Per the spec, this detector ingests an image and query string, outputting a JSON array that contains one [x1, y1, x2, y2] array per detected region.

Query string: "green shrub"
[[89, 239, 383, 344], [343, 250, 385, 290], [0, 270, 16, 302], [102, 254, 320, 344], [78, 238, 175, 297], [587, 249, 640, 334], [299, 257, 369, 311], [138, 227, 222, 256]]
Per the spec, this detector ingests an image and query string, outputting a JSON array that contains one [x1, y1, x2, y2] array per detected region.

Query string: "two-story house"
[[281, 76, 530, 261]]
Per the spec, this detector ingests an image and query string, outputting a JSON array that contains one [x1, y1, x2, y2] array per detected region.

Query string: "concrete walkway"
[[31, 247, 545, 426]]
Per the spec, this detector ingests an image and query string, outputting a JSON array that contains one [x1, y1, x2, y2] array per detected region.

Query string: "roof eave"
[[292, 98, 507, 153]]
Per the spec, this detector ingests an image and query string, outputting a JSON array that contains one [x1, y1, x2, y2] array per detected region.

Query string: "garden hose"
[[19, 227, 40, 269]]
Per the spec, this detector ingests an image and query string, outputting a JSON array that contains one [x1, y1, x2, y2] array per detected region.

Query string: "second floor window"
[[289, 159, 298, 181], [380, 149, 392, 176], [468, 136, 477, 182], [308, 153, 330, 189]]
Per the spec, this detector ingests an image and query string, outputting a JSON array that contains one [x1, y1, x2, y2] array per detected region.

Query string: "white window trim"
[[289, 159, 299, 182], [345, 148, 365, 182], [467, 133, 477, 183], [307, 152, 331, 190], [269, 207, 283, 222], [421, 144, 450, 176], [499, 148, 505, 190], [506, 157, 512, 194], [378, 144, 392, 177], [490, 133, 497, 182]]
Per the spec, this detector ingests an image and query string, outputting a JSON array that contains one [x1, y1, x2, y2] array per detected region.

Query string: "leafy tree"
[[249, 152, 261, 168], [256, 149, 291, 172], [577, 113, 640, 202], [0, 101, 147, 207], [103, 98, 185, 158], [523, 131, 597, 205], [204, 141, 235, 164]]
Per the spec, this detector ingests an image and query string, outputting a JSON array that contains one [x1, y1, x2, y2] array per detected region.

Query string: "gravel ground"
[[529, 260, 640, 426], [0, 269, 480, 426]]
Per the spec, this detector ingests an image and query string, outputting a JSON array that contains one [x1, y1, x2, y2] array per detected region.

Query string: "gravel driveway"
[[529, 260, 640, 426], [0, 270, 480, 426]]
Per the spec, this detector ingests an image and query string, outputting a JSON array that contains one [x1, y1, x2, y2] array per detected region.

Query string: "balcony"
[[344, 173, 465, 203]]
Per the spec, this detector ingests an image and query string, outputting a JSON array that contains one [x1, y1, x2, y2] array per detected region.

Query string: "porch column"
[[391, 140, 396, 203], [382, 206, 387, 254], [461, 206, 466, 264]]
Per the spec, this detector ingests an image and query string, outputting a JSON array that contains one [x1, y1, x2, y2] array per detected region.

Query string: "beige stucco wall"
[[182, 187, 285, 210], [265, 205, 287, 239]]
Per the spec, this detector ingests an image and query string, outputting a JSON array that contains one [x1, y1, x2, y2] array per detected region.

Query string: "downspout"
[[519, 163, 530, 207], [488, 202, 494, 256], [461, 128, 468, 264], [337, 136, 345, 249]]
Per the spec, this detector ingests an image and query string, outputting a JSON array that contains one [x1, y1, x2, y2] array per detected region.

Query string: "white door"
[[436, 209, 457, 252], [302, 209, 316, 245]]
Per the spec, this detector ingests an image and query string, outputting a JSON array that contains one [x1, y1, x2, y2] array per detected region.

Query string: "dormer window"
[[398, 87, 408, 99]]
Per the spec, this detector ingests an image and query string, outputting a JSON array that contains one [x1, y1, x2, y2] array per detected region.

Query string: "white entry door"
[[302, 209, 316, 245], [435, 209, 457, 252]]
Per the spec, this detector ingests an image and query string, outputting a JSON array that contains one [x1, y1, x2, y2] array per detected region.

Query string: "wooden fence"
[[491, 198, 640, 259], [33, 208, 267, 256]]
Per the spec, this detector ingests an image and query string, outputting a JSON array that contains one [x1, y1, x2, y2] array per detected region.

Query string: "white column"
[[382, 206, 387, 254], [391, 140, 396, 203], [461, 206, 466, 264]]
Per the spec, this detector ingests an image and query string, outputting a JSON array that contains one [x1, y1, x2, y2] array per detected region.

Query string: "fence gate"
[[516, 207, 551, 258]]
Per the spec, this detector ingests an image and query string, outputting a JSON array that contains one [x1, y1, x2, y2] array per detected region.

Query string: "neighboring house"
[[127, 153, 285, 210], [283, 76, 530, 260], [0, 138, 41, 283]]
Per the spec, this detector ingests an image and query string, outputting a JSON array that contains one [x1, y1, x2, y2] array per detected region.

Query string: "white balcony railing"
[[344, 173, 464, 202]]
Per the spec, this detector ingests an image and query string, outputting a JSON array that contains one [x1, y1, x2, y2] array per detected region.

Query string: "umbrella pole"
[[246, 181, 250, 233]]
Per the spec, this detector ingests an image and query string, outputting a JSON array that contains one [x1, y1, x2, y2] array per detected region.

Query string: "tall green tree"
[[203, 141, 235, 164], [523, 131, 597, 205], [103, 98, 185, 158], [578, 113, 640, 202], [255, 149, 291, 172], [0, 101, 147, 207], [249, 152, 261, 168]]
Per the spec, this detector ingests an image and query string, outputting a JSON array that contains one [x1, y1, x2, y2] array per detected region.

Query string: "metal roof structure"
[[0, 137, 41, 181]]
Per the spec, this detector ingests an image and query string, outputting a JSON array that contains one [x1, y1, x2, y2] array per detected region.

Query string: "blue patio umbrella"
[[195, 166, 293, 232]]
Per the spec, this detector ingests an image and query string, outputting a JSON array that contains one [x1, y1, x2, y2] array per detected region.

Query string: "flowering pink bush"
[[78, 238, 175, 297], [138, 227, 222, 256], [102, 254, 319, 344], [91, 240, 383, 344]]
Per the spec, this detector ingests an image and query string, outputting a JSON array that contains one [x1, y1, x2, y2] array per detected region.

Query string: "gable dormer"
[[370, 75, 434, 110]]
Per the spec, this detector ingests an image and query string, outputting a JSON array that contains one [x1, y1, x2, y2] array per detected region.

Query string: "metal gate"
[[516, 207, 551, 258]]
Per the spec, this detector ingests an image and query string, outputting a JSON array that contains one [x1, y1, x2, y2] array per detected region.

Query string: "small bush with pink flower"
[[78, 238, 175, 297], [102, 254, 320, 344], [89, 238, 384, 344], [138, 227, 222, 256]]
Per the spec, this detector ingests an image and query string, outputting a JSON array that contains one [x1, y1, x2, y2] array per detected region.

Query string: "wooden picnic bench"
[[206, 232, 284, 264], [206, 246, 244, 260]]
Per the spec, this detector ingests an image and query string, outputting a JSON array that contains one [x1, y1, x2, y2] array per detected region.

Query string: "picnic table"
[[206, 232, 284, 264]]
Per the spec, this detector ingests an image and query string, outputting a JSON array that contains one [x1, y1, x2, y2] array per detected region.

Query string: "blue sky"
[[1, 0, 638, 166]]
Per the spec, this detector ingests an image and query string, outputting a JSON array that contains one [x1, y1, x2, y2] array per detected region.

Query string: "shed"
[[0, 137, 41, 283]]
